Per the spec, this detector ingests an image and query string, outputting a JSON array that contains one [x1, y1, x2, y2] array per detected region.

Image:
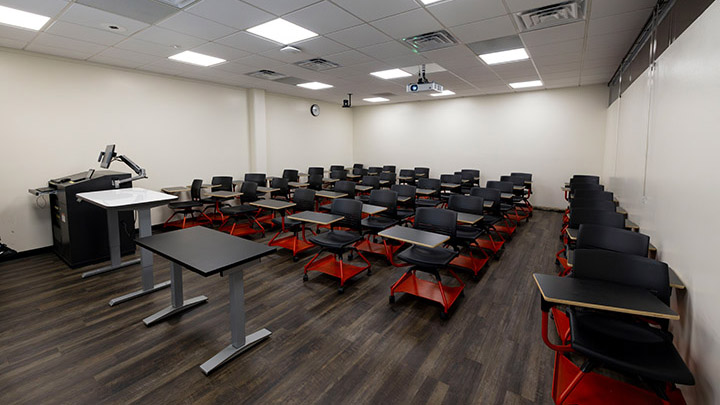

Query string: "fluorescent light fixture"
[[370, 69, 412, 80], [430, 90, 455, 97], [0, 5, 50, 31], [363, 97, 389, 103], [247, 18, 317, 45], [478, 48, 529, 65], [509, 80, 543, 89], [297, 82, 333, 90], [168, 51, 226, 67], [420, 0, 445, 4]]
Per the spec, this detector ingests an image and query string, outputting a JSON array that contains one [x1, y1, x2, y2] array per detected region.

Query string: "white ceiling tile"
[[89, 55, 149, 69], [489, 59, 537, 75], [136, 59, 192, 75], [190, 41, 250, 61], [213, 60, 255, 75], [93, 46, 163, 64], [331, 0, 419, 22], [0, 36, 27, 48], [324, 49, 374, 66], [520, 21, 585, 46], [0, 24, 38, 42], [45, 20, 125, 46], [259, 47, 313, 63], [235, 53, 286, 69], [370, 8, 442, 40], [186, 0, 274, 30], [325, 24, 391, 49], [30, 32, 106, 54], [580, 74, 610, 85], [114, 37, 177, 57], [0, 0, 68, 17], [588, 9, 651, 37], [25, 43, 95, 59], [378, 53, 429, 68], [591, 0, 656, 19], [134, 26, 206, 49], [539, 70, 581, 80], [242, 0, 320, 16], [58, 3, 149, 35], [504, 0, 563, 13], [293, 36, 349, 57], [544, 77, 580, 88], [157, 11, 237, 41], [536, 61, 581, 74], [527, 38, 583, 58], [449, 15, 517, 44], [357, 41, 412, 60], [586, 29, 636, 52], [283, 1, 362, 35], [533, 52, 581, 65], [215, 31, 278, 53], [426, 0, 506, 28]]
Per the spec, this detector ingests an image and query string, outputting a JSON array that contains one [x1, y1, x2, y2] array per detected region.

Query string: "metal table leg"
[[200, 260, 271, 375], [143, 261, 207, 326], [82, 209, 140, 278]]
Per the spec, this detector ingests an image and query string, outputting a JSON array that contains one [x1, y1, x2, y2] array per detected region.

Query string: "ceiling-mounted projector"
[[406, 64, 443, 93]]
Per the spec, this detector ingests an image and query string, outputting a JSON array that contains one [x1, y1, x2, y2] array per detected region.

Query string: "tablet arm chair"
[[556, 208, 625, 276], [268, 188, 317, 261], [355, 190, 403, 265], [282, 169, 299, 183], [415, 178, 442, 208], [200, 176, 233, 222], [447, 195, 491, 279], [219, 181, 264, 236], [164, 179, 211, 228], [471, 186, 516, 242], [391, 184, 416, 223], [398, 169, 416, 186]]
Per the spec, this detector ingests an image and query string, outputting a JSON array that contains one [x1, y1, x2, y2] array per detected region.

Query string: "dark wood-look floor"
[[0, 211, 563, 405]]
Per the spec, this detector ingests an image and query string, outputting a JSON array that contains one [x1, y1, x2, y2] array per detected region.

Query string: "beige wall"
[[603, 2, 720, 402], [352, 85, 609, 209]]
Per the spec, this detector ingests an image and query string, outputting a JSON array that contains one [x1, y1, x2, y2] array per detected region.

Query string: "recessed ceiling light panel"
[[509, 80, 543, 89], [247, 18, 318, 45], [168, 51, 226, 67], [297, 82, 333, 90], [370, 69, 412, 80], [0, 5, 50, 31], [430, 90, 455, 97], [479, 48, 529, 65], [364, 97, 389, 103]]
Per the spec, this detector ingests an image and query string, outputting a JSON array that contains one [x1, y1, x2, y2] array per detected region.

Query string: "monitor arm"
[[112, 154, 147, 188]]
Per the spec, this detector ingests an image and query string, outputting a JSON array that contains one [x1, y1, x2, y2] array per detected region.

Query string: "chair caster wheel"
[[303, 274, 308, 282], [348, 254, 354, 260], [460, 289, 465, 297], [367, 269, 372, 276], [472, 275, 479, 282], [389, 295, 395, 303], [555, 259, 560, 265], [440, 311, 449, 320], [338, 287, 345, 294], [293, 256, 299, 262]]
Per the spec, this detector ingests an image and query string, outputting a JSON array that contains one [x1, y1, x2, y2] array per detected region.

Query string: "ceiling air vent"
[[402, 30, 458, 52], [514, 0, 586, 33], [294, 58, 341, 71], [246, 70, 287, 81]]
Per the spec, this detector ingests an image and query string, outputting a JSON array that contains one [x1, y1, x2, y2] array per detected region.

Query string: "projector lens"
[[410, 84, 418, 92]]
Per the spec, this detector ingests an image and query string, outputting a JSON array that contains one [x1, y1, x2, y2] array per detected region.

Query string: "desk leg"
[[143, 262, 208, 326], [82, 209, 141, 278], [108, 208, 171, 306], [200, 261, 271, 375]]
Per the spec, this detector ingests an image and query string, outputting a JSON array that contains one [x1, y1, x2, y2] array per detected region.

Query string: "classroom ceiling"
[[0, 0, 656, 105]]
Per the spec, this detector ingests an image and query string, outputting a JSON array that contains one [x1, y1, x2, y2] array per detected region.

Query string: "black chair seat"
[[168, 200, 202, 209], [500, 203, 514, 211], [201, 196, 232, 204], [415, 198, 441, 207], [271, 217, 302, 229], [361, 216, 398, 231], [482, 215, 502, 226], [308, 230, 362, 249], [357, 195, 371, 203], [456, 226, 482, 241], [568, 309, 695, 385], [220, 205, 257, 215], [397, 246, 457, 268]]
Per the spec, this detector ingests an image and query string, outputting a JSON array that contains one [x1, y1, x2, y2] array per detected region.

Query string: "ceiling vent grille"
[[246, 70, 287, 81], [294, 58, 341, 71], [402, 30, 458, 52], [514, 0, 586, 33]]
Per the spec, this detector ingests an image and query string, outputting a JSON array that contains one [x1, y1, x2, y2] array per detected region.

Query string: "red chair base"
[[304, 252, 371, 291], [218, 222, 263, 237], [269, 233, 315, 259], [494, 221, 516, 236], [389, 270, 464, 317], [475, 235, 504, 255], [354, 238, 407, 267], [450, 250, 490, 279]]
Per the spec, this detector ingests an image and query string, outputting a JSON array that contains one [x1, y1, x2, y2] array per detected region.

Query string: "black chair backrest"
[[486, 180, 513, 194], [471, 187, 501, 214], [577, 224, 650, 257], [399, 169, 415, 178], [334, 180, 355, 198], [211, 176, 233, 192], [391, 184, 416, 198], [568, 208, 625, 229], [353, 163, 364, 169], [570, 175, 600, 184], [379, 172, 396, 185], [382, 165, 396, 173], [418, 178, 441, 194], [500, 175, 524, 187], [270, 177, 289, 197], [569, 198, 616, 211], [330, 170, 346, 180], [572, 189, 613, 201], [292, 188, 316, 212], [330, 198, 362, 231], [240, 181, 259, 203], [368, 189, 398, 217], [308, 174, 323, 190], [190, 179, 203, 200], [308, 167, 324, 176], [448, 195, 484, 215], [573, 249, 670, 306], [414, 208, 456, 238], [330, 165, 345, 172], [362, 176, 380, 189], [414, 167, 430, 178], [570, 182, 604, 193], [352, 167, 364, 176], [511, 172, 532, 182], [460, 171, 475, 183], [244, 173, 266, 185], [282, 169, 299, 182], [462, 169, 480, 178], [368, 166, 382, 175], [440, 174, 461, 184]]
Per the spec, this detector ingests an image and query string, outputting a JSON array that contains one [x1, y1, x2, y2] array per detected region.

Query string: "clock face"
[[310, 104, 320, 116]]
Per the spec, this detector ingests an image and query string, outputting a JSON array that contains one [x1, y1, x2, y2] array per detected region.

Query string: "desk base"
[[109, 280, 171, 306], [143, 295, 208, 326], [200, 328, 271, 375], [81, 258, 141, 278]]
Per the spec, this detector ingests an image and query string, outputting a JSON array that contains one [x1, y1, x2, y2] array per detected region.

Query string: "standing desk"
[[76, 188, 176, 305], [136, 226, 276, 375]]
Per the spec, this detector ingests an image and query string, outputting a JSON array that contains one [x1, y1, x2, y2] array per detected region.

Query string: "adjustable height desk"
[[76, 188, 176, 306]]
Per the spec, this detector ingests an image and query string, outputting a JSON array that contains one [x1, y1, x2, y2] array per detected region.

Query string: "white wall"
[[603, 2, 720, 402], [0, 49, 250, 252], [264, 92, 353, 176], [352, 85, 609, 209]]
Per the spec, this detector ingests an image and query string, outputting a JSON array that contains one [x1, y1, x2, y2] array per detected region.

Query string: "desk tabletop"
[[379, 180, 390, 185], [162, 186, 189, 194], [355, 185, 373, 192], [322, 178, 339, 183], [208, 190, 241, 198], [200, 183, 222, 189], [136, 227, 275, 277], [287, 210, 343, 225], [257, 186, 280, 193], [288, 181, 308, 188], [378, 225, 449, 248], [232, 180, 243, 186], [362, 204, 387, 215], [347, 173, 361, 178], [625, 219, 639, 231], [513, 185, 525, 191], [398, 176, 412, 181], [500, 193, 514, 199], [456, 212, 484, 224], [397, 196, 412, 203], [616, 206, 628, 216], [533, 273, 679, 320], [566, 228, 578, 241], [441, 183, 461, 189], [250, 199, 296, 210], [316, 190, 347, 199], [415, 188, 436, 195], [483, 201, 493, 208], [77, 187, 177, 209], [668, 267, 685, 290]]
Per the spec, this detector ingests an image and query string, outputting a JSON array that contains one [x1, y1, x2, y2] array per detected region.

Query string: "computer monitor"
[[99, 144, 115, 169]]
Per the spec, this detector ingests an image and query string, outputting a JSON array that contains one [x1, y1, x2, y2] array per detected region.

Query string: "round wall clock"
[[310, 104, 320, 116]]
